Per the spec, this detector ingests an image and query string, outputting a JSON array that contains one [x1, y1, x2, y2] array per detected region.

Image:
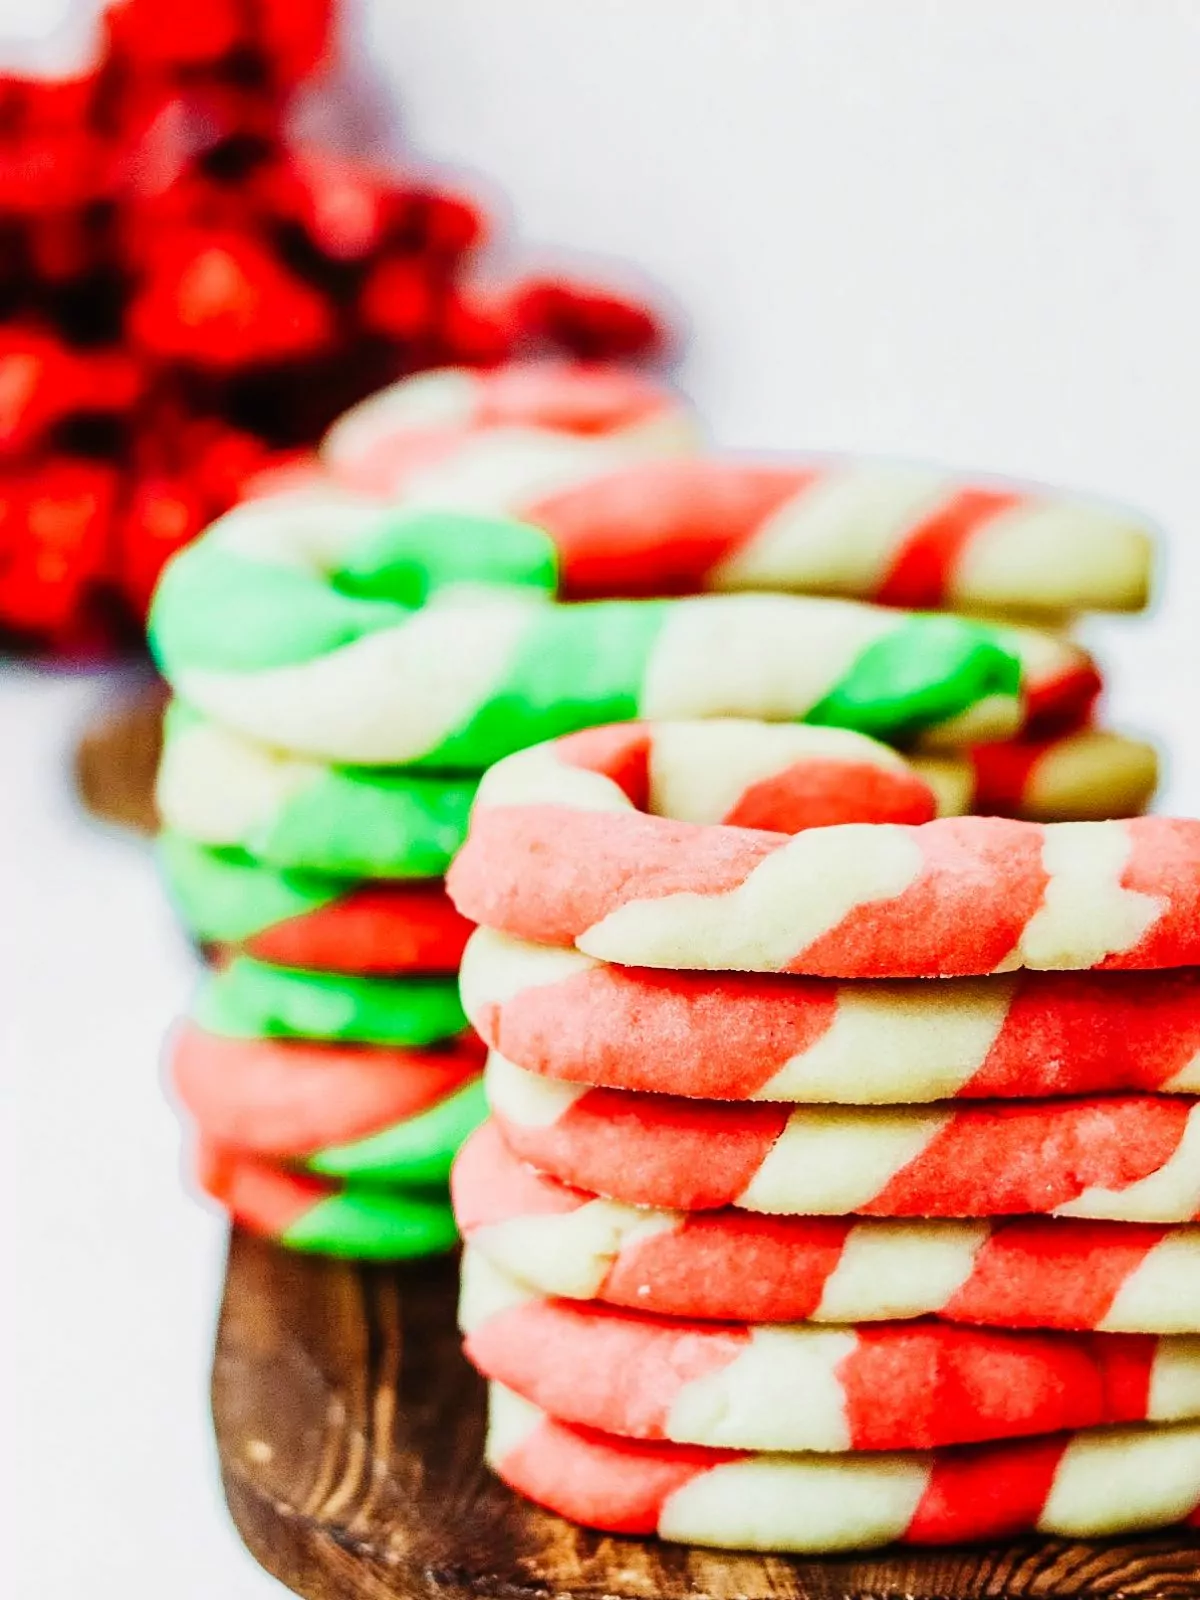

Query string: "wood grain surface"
[[212, 1229, 1200, 1600], [73, 678, 166, 834]]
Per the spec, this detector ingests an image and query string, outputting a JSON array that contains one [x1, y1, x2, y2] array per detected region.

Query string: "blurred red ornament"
[[106, 0, 246, 71], [128, 228, 334, 367], [359, 254, 437, 342], [106, 0, 334, 81], [0, 459, 118, 636], [0, 0, 668, 651], [254, 0, 337, 86], [117, 473, 207, 614], [0, 330, 138, 456], [510, 276, 668, 362], [437, 288, 513, 366]]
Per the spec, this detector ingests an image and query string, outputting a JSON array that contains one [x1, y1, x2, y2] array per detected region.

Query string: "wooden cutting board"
[[212, 1229, 1200, 1600], [74, 678, 166, 834]]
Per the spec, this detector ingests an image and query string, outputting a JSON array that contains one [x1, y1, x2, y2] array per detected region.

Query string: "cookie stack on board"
[[150, 361, 1162, 1266], [447, 726, 1200, 1550], [152, 365, 701, 1259]]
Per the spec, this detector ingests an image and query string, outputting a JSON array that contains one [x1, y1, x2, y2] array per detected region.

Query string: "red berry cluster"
[[0, 0, 668, 651]]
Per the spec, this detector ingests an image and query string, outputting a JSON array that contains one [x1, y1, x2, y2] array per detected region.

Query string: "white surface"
[[8, 2, 1200, 1594], [5, 669, 284, 1597]]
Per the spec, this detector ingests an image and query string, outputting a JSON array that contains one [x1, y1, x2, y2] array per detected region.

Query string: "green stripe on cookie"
[[281, 1187, 460, 1259], [336, 511, 557, 604], [806, 615, 1022, 740], [196, 958, 468, 1045], [160, 833, 344, 942], [304, 1079, 488, 1186], [151, 546, 402, 673], [150, 510, 558, 675], [260, 763, 476, 878], [161, 701, 478, 878], [422, 599, 669, 769]]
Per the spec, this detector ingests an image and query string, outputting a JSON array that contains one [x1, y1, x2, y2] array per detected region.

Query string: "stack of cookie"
[[152, 497, 1042, 1256], [325, 365, 1160, 824], [150, 361, 1161, 1265], [448, 722, 1200, 1550], [152, 364, 701, 1259]]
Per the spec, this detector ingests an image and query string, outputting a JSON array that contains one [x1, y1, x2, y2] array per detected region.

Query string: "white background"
[[9, 3, 1200, 1594]]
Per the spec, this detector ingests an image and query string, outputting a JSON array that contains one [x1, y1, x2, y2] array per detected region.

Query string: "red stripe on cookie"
[[449, 806, 774, 947], [876, 489, 1022, 609], [174, 1026, 483, 1154], [943, 1219, 1170, 1328], [195, 1141, 329, 1236], [484, 963, 839, 1099], [451, 1121, 587, 1231], [907, 1433, 1067, 1543], [466, 1299, 750, 1440], [967, 736, 1050, 815], [867, 1097, 1195, 1217], [495, 1412, 739, 1536], [1023, 660, 1103, 735], [476, 363, 667, 435], [339, 426, 466, 496], [1101, 817, 1200, 970], [603, 1213, 854, 1322], [497, 1087, 789, 1210], [242, 885, 473, 974], [792, 817, 1048, 978], [964, 969, 1200, 1098], [530, 462, 811, 598], [552, 723, 653, 808], [725, 758, 937, 831], [839, 1325, 1157, 1451]]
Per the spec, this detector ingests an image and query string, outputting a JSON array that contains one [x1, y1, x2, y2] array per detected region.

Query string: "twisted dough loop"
[[322, 363, 1153, 617]]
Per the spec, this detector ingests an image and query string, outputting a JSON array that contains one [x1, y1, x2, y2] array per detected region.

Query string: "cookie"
[[160, 832, 471, 973], [158, 702, 478, 878], [460, 1250, 1200, 1452], [323, 368, 1151, 616], [960, 726, 1158, 822], [173, 1024, 485, 1185], [522, 458, 1154, 616], [990, 621, 1100, 735], [453, 1123, 1200, 1333], [461, 929, 1200, 1103], [195, 956, 468, 1046], [150, 498, 1064, 766], [487, 1385, 1200, 1549], [486, 1054, 1200, 1222], [196, 1142, 459, 1259], [322, 361, 700, 503], [449, 809, 1200, 978], [471, 719, 943, 835]]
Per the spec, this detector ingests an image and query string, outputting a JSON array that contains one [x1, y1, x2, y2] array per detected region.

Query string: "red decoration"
[[0, 0, 670, 651]]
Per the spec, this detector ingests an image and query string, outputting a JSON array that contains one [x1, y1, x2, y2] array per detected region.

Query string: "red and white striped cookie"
[[956, 727, 1158, 822], [461, 1251, 1200, 1453], [322, 362, 699, 508], [453, 1123, 1200, 1333], [471, 719, 941, 834], [519, 458, 1154, 615], [449, 804, 1200, 978], [488, 1385, 1200, 1550], [171, 1024, 484, 1156], [325, 371, 1152, 618], [461, 929, 1200, 1103], [486, 1055, 1200, 1222]]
